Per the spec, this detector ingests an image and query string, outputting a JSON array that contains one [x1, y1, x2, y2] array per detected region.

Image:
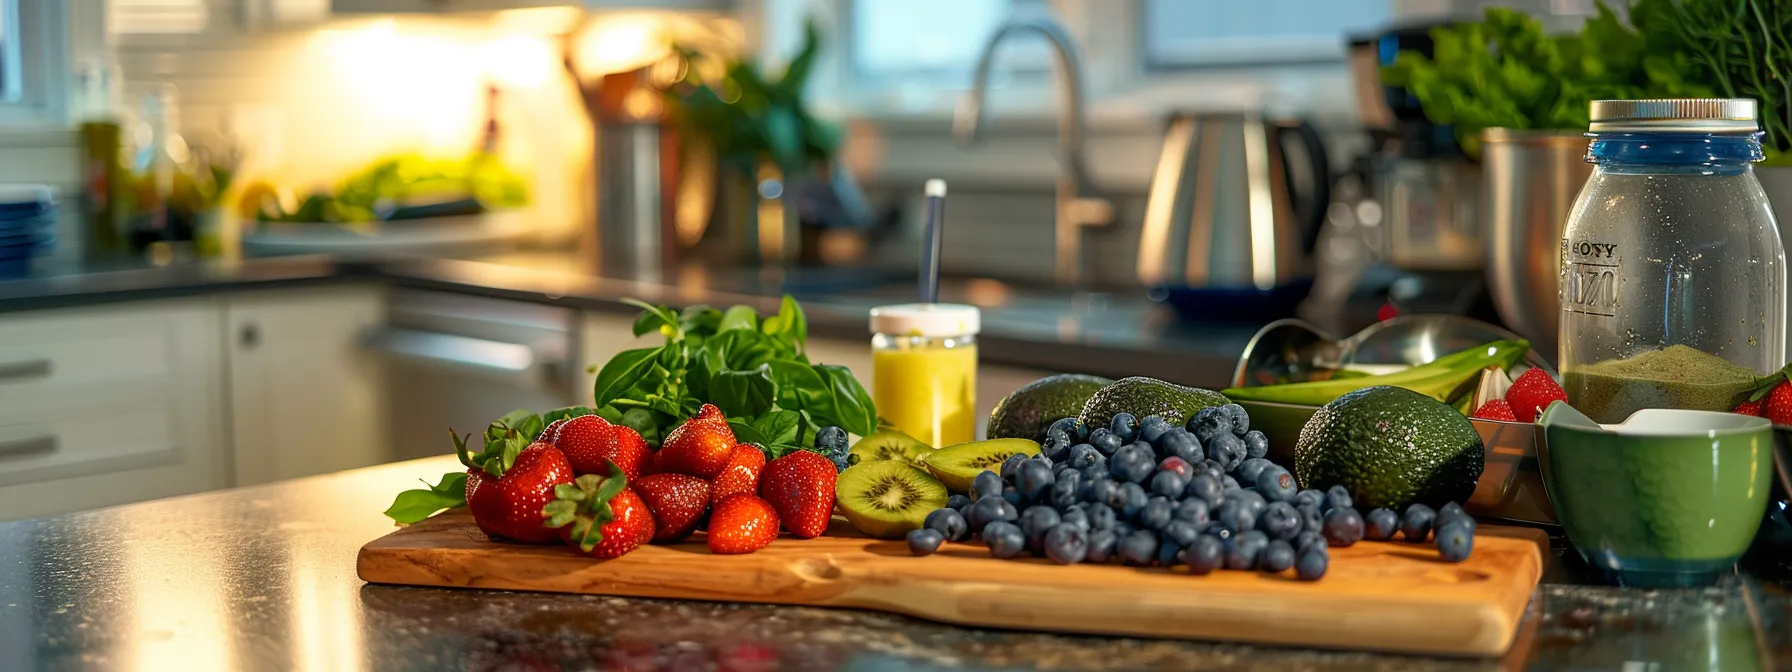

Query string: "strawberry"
[[1734, 398, 1765, 416], [658, 404, 738, 479], [455, 425, 575, 544], [1764, 381, 1792, 426], [633, 473, 711, 542], [553, 414, 650, 480], [707, 493, 779, 554], [1504, 368, 1567, 423], [711, 444, 766, 504], [540, 417, 568, 442], [542, 463, 656, 558], [1472, 399, 1519, 422], [757, 450, 837, 538]]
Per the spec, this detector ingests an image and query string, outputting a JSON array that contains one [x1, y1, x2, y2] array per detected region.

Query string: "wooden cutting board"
[[359, 511, 1545, 657]]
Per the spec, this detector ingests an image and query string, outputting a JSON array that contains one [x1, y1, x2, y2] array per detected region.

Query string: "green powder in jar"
[[1563, 345, 1762, 423]]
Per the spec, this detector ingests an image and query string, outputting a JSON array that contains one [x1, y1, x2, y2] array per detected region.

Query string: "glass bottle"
[[1559, 99, 1786, 423], [870, 303, 980, 447]]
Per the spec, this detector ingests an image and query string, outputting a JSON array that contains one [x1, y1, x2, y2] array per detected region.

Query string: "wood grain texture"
[[359, 512, 1546, 657]]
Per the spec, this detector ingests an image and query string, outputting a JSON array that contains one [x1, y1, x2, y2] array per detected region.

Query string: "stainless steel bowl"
[[1483, 129, 1593, 366]]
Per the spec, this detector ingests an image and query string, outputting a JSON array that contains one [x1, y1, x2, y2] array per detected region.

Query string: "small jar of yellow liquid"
[[870, 304, 980, 448]]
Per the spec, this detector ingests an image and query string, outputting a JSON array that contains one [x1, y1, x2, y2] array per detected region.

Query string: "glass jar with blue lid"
[[1560, 99, 1786, 423]]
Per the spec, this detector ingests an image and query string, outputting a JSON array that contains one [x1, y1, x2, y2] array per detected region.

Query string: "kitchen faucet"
[[955, 17, 1114, 286]]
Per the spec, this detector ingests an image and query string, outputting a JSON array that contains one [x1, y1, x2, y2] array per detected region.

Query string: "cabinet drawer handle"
[[0, 435, 56, 460], [0, 359, 50, 383]]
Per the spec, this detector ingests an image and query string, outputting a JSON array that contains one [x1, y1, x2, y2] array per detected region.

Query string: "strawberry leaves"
[[542, 462, 630, 553], [383, 471, 468, 524]]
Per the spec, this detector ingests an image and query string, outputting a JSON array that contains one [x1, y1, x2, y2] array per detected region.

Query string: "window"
[[846, 0, 1051, 85], [0, 0, 20, 102], [1142, 0, 1391, 68]]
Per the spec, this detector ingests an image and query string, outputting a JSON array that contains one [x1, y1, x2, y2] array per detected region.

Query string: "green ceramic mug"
[[1537, 402, 1771, 588]]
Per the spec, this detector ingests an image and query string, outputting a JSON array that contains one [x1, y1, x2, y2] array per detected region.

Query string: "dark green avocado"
[[988, 374, 1112, 442], [1293, 385, 1483, 510], [1076, 377, 1230, 431]]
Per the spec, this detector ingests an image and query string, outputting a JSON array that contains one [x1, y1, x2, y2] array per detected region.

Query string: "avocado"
[[987, 374, 1112, 442], [1077, 377, 1230, 430], [1293, 385, 1483, 511]]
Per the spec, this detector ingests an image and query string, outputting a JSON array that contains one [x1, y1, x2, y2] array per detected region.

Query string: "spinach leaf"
[[719, 305, 759, 332], [383, 471, 467, 524], [593, 346, 663, 408], [710, 364, 776, 418]]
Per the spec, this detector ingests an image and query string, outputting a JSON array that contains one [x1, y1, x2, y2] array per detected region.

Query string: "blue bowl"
[[1149, 278, 1315, 324]]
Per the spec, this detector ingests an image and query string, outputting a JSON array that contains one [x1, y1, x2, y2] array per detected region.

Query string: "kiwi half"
[[848, 428, 934, 466], [925, 438, 1041, 492], [836, 460, 949, 538]]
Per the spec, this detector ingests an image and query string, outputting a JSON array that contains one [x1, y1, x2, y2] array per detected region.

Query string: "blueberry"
[[972, 470, 1004, 502], [1086, 502, 1118, 531], [999, 453, 1029, 483], [1163, 519, 1202, 547], [1225, 530, 1268, 570], [830, 452, 851, 472], [1060, 506, 1090, 531], [1241, 430, 1269, 459], [1088, 428, 1122, 456], [1049, 471, 1082, 510], [1149, 470, 1188, 499], [966, 495, 1018, 532], [907, 528, 945, 555], [1435, 521, 1473, 562], [1183, 473, 1223, 504], [1117, 529, 1159, 566], [1173, 498, 1210, 526], [1139, 496, 1175, 531], [946, 494, 972, 511], [1208, 433, 1246, 472], [1295, 548, 1328, 581], [1157, 429, 1204, 464], [1118, 482, 1149, 519], [1041, 439, 1071, 464], [1155, 535, 1184, 566], [1322, 485, 1354, 513], [1002, 485, 1025, 508], [1067, 444, 1102, 470], [1296, 503, 1324, 534], [1235, 457, 1272, 486], [1109, 412, 1140, 443], [1156, 456, 1193, 480], [1401, 503, 1437, 543], [1078, 464, 1109, 485], [1364, 508, 1399, 541], [1201, 521, 1235, 541], [1138, 415, 1172, 444], [1221, 474, 1241, 492], [1110, 443, 1156, 484], [1221, 404, 1250, 435], [1016, 460, 1056, 503], [1437, 501, 1474, 531], [1104, 479, 1132, 511], [1260, 539, 1295, 572], [1257, 501, 1301, 540], [1229, 489, 1266, 517], [1295, 530, 1327, 555], [1322, 507, 1365, 547], [924, 508, 969, 542], [1020, 505, 1062, 553], [1110, 520, 1136, 540], [1215, 500, 1258, 533], [1187, 407, 1233, 442], [1042, 523, 1089, 564], [1182, 535, 1224, 575], [1254, 465, 1297, 503], [1082, 478, 1117, 506], [983, 521, 1027, 559], [1200, 459, 1226, 476], [1053, 462, 1078, 482], [815, 426, 848, 453], [1049, 416, 1089, 442], [1084, 529, 1117, 563], [1294, 489, 1324, 509]]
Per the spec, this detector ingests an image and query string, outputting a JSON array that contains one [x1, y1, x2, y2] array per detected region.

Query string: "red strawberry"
[[711, 444, 766, 504], [1734, 398, 1765, 416], [1764, 381, 1792, 426], [554, 414, 650, 480], [633, 473, 711, 542], [757, 450, 837, 538], [540, 417, 568, 442], [658, 404, 738, 479], [458, 436, 575, 544], [1472, 399, 1519, 422], [1504, 368, 1567, 423], [543, 464, 656, 558], [707, 493, 779, 554]]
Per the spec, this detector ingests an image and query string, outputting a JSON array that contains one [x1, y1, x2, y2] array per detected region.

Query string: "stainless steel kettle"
[[1139, 112, 1331, 290]]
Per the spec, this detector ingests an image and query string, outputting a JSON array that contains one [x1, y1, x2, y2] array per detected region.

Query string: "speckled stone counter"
[[3, 456, 1787, 671]]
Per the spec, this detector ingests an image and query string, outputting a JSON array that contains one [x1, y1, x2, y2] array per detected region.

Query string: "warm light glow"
[[483, 35, 557, 88], [572, 14, 668, 78], [309, 19, 481, 152]]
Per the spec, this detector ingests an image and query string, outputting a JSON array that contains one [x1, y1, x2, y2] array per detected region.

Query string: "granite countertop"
[[2, 455, 1787, 671]]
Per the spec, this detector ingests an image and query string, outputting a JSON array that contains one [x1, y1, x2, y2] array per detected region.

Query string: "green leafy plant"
[[661, 20, 839, 177], [1631, 0, 1792, 162]]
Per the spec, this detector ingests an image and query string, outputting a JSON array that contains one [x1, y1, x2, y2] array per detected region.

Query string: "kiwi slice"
[[848, 429, 934, 466], [836, 460, 949, 538], [925, 438, 1041, 492]]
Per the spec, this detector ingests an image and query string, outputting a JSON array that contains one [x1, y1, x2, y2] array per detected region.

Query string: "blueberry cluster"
[[903, 405, 1477, 574], [813, 426, 852, 472]]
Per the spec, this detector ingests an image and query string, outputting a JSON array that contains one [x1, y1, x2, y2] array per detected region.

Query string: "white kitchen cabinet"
[[226, 285, 389, 486], [0, 298, 229, 522]]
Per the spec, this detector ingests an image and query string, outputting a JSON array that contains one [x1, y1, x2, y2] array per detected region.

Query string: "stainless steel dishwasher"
[[364, 290, 584, 462]]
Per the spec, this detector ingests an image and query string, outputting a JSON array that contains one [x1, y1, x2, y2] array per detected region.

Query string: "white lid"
[[0, 184, 52, 205], [870, 303, 980, 337]]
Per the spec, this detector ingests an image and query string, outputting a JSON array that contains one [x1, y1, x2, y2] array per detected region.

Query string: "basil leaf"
[[680, 305, 723, 336], [728, 419, 769, 445], [593, 346, 663, 408], [705, 328, 778, 372], [617, 408, 662, 445], [711, 365, 776, 418], [383, 472, 467, 524], [761, 294, 807, 350], [542, 406, 598, 426], [632, 310, 671, 338], [623, 299, 682, 339], [765, 360, 824, 411], [719, 305, 759, 332], [808, 364, 878, 436], [750, 409, 803, 446]]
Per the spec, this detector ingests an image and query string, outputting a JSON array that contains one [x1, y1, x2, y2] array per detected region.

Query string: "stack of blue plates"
[[0, 184, 56, 277]]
